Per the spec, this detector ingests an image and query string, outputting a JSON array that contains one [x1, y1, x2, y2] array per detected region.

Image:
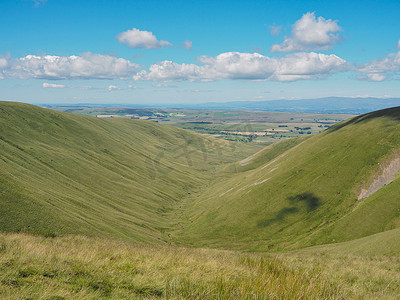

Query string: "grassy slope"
[[175, 107, 400, 251], [2, 233, 399, 299], [0, 101, 255, 243], [296, 227, 400, 257]]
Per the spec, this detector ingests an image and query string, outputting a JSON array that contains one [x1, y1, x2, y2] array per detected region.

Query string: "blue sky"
[[0, 0, 399, 105]]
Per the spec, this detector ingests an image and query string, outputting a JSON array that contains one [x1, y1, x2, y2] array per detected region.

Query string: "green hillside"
[[295, 226, 400, 256], [174, 107, 400, 251], [0, 101, 255, 242]]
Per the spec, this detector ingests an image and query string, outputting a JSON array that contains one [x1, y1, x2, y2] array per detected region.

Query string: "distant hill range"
[[42, 97, 400, 115], [164, 97, 400, 114]]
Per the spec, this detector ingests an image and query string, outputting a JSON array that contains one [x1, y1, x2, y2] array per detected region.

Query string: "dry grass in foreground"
[[0, 233, 399, 299]]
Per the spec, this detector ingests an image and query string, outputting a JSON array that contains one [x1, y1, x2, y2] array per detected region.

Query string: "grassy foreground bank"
[[0, 233, 399, 299]]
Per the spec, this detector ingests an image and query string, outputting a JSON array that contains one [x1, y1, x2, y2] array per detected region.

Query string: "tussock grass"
[[0, 233, 347, 299], [1, 233, 399, 299], [280, 253, 400, 299]]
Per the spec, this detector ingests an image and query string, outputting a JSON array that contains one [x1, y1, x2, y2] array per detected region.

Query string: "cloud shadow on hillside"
[[257, 192, 321, 227], [258, 207, 299, 227], [288, 192, 320, 212]]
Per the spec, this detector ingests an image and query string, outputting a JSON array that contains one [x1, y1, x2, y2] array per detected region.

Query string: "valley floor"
[[0, 233, 399, 299]]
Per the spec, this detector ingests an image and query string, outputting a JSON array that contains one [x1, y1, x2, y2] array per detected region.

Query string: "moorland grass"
[[1, 233, 399, 299]]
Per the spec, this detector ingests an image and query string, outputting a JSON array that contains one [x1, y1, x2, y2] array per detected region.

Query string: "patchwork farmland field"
[[50, 106, 354, 147]]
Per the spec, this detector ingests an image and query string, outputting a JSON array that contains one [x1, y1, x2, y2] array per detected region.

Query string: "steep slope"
[[0, 101, 255, 242], [175, 107, 400, 251]]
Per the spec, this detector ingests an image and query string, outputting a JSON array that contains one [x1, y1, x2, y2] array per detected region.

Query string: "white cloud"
[[107, 85, 120, 91], [271, 12, 342, 52], [398, 40, 400, 49], [0, 57, 8, 69], [43, 82, 65, 88], [0, 56, 9, 79], [0, 53, 139, 80], [357, 50, 400, 81], [134, 51, 350, 82], [77, 85, 95, 90], [182, 40, 193, 50], [134, 61, 203, 81], [357, 73, 387, 82], [116, 28, 173, 49]]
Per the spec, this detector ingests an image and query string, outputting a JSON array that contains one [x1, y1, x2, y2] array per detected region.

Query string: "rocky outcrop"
[[358, 152, 400, 200]]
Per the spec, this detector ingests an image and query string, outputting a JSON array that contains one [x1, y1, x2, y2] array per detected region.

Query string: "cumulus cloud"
[[271, 12, 342, 52], [134, 61, 203, 81], [43, 82, 65, 88], [0, 53, 139, 80], [116, 28, 173, 49], [0, 57, 8, 69], [134, 51, 350, 82], [107, 85, 119, 91], [0, 56, 8, 79], [182, 40, 193, 50], [357, 50, 400, 81]]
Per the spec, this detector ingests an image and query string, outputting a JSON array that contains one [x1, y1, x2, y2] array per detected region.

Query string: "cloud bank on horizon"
[[0, 53, 139, 80], [133, 52, 349, 82], [0, 11, 399, 88]]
